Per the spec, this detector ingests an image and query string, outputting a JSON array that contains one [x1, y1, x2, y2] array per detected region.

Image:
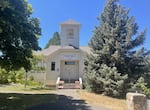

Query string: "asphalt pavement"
[[26, 89, 110, 110]]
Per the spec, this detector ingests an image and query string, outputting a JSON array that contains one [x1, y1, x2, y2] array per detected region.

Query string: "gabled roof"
[[35, 46, 61, 56], [61, 46, 76, 49], [35, 46, 91, 56], [80, 46, 91, 54], [60, 19, 80, 25]]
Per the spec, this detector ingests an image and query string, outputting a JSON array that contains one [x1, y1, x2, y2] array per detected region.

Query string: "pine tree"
[[143, 55, 150, 87], [45, 32, 60, 49], [85, 0, 149, 97]]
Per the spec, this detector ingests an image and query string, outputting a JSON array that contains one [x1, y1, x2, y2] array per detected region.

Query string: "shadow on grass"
[[0, 93, 91, 110], [0, 93, 56, 110]]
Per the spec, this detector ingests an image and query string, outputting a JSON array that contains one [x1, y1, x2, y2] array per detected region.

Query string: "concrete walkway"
[[26, 89, 110, 110]]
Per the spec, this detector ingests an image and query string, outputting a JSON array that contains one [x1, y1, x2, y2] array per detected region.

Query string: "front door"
[[60, 61, 79, 82]]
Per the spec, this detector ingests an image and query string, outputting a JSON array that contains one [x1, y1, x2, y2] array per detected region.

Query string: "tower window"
[[67, 29, 74, 39], [51, 62, 55, 71]]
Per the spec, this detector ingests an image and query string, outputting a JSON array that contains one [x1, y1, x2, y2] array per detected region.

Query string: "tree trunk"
[[24, 70, 28, 88]]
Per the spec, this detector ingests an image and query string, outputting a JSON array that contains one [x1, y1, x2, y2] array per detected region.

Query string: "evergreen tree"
[[45, 32, 60, 49], [85, 0, 149, 97], [143, 55, 150, 87]]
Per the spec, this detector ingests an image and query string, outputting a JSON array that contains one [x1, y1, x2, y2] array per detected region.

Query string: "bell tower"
[[60, 20, 81, 49]]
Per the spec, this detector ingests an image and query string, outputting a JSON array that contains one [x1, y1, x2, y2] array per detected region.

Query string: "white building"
[[34, 20, 90, 88]]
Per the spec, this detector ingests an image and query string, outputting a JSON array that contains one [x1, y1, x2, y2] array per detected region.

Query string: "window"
[[65, 61, 75, 65], [51, 62, 55, 71], [67, 29, 73, 36], [67, 29, 74, 39]]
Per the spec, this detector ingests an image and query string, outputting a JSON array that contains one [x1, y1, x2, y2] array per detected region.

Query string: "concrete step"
[[63, 83, 76, 89], [57, 80, 81, 89], [63, 79, 77, 83]]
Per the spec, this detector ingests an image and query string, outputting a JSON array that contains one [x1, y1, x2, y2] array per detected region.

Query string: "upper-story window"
[[67, 29, 74, 39]]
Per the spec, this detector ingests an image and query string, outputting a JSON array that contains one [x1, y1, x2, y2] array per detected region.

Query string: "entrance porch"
[[56, 60, 82, 89], [60, 60, 79, 82]]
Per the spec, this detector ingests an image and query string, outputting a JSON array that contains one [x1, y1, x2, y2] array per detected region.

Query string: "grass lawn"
[[0, 84, 55, 93], [0, 84, 128, 110], [0, 84, 57, 110], [78, 90, 127, 110]]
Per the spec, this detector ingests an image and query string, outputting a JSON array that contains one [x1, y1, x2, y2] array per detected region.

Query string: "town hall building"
[[34, 20, 90, 88]]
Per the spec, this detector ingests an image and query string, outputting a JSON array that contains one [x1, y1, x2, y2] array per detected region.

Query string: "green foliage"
[[26, 75, 42, 87], [29, 75, 34, 81], [143, 55, 150, 87], [31, 54, 45, 72], [0, 0, 41, 70], [85, 64, 127, 97], [24, 54, 45, 88], [0, 66, 42, 87], [26, 80, 42, 86], [45, 32, 60, 49], [0, 68, 25, 84], [85, 0, 150, 97], [132, 77, 147, 92], [8, 69, 25, 83], [132, 77, 150, 98], [0, 67, 9, 84]]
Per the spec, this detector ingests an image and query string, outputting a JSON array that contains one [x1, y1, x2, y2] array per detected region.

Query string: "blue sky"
[[28, 0, 150, 50]]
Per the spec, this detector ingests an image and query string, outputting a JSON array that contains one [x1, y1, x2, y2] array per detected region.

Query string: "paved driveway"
[[26, 89, 110, 110]]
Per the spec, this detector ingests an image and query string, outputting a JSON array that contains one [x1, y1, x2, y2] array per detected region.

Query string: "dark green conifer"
[[85, 0, 149, 97], [45, 32, 60, 49]]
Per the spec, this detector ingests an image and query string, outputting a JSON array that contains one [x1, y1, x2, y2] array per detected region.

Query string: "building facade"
[[34, 20, 90, 87]]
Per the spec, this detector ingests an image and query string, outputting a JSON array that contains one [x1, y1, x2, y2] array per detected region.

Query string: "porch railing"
[[56, 77, 60, 89], [56, 77, 83, 89], [79, 77, 83, 89]]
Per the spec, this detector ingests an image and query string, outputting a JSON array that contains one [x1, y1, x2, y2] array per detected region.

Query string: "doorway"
[[60, 61, 79, 82]]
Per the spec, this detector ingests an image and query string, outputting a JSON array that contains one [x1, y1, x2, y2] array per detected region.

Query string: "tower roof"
[[60, 19, 80, 25]]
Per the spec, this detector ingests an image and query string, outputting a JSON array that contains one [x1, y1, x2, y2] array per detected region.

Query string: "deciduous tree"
[[0, 0, 41, 71]]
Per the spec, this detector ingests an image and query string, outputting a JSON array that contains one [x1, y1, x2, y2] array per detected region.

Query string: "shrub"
[[0, 67, 25, 84], [8, 68, 25, 83], [132, 77, 150, 98], [85, 64, 128, 97], [29, 75, 34, 81], [0, 68, 9, 84]]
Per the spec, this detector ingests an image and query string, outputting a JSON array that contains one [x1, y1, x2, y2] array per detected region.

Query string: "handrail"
[[56, 77, 60, 89], [79, 77, 82, 89], [56, 77, 60, 85]]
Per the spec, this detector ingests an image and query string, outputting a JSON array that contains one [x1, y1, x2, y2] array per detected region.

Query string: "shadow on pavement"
[[26, 94, 91, 110]]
